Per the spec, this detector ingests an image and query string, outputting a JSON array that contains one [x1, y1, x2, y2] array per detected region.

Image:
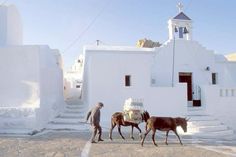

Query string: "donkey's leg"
[[109, 122, 116, 140], [130, 125, 134, 140], [165, 130, 169, 145], [151, 129, 158, 147], [173, 129, 183, 145], [134, 124, 142, 140], [118, 125, 125, 140], [141, 128, 151, 147]]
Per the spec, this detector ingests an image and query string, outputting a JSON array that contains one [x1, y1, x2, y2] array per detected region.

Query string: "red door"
[[179, 73, 192, 101]]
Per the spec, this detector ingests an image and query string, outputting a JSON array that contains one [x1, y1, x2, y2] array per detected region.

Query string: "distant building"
[[136, 38, 161, 48], [64, 55, 84, 99], [225, 53, 236, 61]]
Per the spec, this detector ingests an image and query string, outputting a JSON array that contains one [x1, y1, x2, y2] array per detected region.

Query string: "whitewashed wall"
[[0, 5, 22, 46], [153, 40, 216, 88], [35, 46, 65, 129], [0, 46, 40, 108], [0, 45, 65, 130], [201, 85, 236, 130]]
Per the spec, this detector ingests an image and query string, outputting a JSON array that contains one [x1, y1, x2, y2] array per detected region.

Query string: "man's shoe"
[[98, 139, 104, 142], [91, 141, 97, 143]]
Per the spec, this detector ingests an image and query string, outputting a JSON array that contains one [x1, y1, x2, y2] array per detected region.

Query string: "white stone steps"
[[65, 104, 86, 110], [64, 109, 86, 114], [46, 99, 89, 131], [66, 102, 84, 105], [50, 117, 84, 124], [0, 118, 36, 130], [186, 111, 207, 116], [58, 112, 85, 119], [46, 123, 89, 131], [186, 107, 207, 116], [188, 120, 222, 126], [185, 108, 235, 140], [186, 115, 216, 121], [0, 128, 34, 135], [66, 100, 84, 105], [193, 130, 235, 138], [187, 125, 229, 134], [65, 105, 85, 110], [197, 125, 229, 132]]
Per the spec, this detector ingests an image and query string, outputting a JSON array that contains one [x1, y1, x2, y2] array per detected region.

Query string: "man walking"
[[86, 102, 104, 143]]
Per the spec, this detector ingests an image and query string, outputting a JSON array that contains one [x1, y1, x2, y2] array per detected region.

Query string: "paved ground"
[[0, 131, 236, 157]]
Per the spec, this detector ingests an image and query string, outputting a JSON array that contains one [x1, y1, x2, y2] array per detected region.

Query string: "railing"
[[220, 88, 236, 97]]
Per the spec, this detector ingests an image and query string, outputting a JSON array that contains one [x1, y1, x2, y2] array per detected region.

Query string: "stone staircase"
[[181, 107, 235, 140], [46, 98, 89, 131]]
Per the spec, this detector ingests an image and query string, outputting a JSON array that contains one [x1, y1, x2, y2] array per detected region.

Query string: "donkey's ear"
[[185, 117, 190, 121]]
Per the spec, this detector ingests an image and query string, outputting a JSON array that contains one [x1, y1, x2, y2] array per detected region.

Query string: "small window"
[[151, 78, 156, 85], [76, 85, 81, 88], [212, 73, 218, 85], [125, 75, 131, 87]]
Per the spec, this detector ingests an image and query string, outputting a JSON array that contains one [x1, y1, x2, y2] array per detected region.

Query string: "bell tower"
[[168, 3, 192, 40]]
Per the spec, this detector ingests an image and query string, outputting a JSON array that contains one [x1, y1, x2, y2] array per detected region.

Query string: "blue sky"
[[6, 0, 236, 68]]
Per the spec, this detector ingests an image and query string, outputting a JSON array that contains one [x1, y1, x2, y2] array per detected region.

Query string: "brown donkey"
[[109, 111, 150, 140], [141, 116, 188, 146]]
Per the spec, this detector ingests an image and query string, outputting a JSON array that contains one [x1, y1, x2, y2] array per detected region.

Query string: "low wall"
[[0, 46, 40, 108], [36, 67, 64, 129], [201, 85, 236, 131], [87, 83, 187, 128]]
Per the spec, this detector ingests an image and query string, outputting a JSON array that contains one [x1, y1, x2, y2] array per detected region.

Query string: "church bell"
[[175, 26, 178, 33], [183, 27, 189, 34]]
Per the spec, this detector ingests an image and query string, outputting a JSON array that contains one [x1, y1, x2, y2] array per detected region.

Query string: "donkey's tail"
[[110, 118, 114, 127]]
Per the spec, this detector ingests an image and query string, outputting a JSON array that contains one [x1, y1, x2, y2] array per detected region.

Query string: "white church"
[[79, 4, 236, 137], [0, 4, 236, 138]]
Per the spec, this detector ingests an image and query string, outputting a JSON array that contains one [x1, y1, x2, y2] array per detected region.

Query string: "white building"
[[0, 5, 65, 134], [64, 55, 84, 100], [81, 5, 236, 134]]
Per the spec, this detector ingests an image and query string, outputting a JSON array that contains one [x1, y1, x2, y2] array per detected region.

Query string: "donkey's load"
[[123, 98, 144, 124]]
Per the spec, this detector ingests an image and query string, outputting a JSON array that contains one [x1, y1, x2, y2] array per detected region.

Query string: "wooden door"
[[179, 73, 192, 101]]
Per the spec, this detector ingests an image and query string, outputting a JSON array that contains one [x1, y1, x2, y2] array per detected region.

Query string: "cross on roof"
[[177, 2, 184, 13]]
